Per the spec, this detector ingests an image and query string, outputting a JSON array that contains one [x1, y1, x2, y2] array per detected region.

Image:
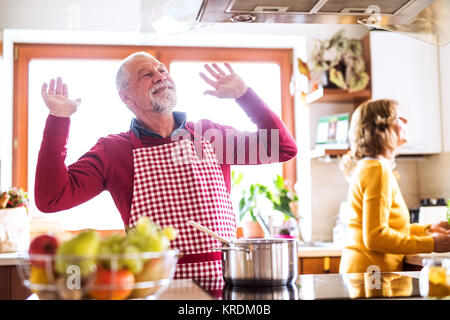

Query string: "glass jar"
[[419, 258, 450, 299]]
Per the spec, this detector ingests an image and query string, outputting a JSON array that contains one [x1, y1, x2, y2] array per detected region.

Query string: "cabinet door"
[[11, 266, 30, 300], [0, 266, 11, 299], [440, 43, 450, 152], [370, 31, 441, 154], [301, 257, 341, 274]]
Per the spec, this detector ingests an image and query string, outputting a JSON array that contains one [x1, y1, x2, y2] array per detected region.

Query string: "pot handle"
[[212, 247, 250, 253]]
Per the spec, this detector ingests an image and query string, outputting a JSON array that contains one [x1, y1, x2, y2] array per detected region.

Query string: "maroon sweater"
[[35, 88, 298, 226]]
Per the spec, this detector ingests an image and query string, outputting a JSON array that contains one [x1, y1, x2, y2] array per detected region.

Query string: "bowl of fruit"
[[16, 217, 180, 300]]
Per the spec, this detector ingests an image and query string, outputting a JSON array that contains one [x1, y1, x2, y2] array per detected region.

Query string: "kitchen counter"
[[195, 272, 424, 300], [404, 252, 450, 267], [26, 271, 424, 300], [1, 246, 345, 266], [5, 249, 449, 266], [298, 242, 342, 257], [297, 245, 450, 268], [0, 251, 26, 266]]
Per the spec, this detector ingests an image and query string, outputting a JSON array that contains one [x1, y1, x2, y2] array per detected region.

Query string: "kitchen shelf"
[[313, 88, 371, 104], [311, 148, 349, 159], [325, 149, 350, 156]]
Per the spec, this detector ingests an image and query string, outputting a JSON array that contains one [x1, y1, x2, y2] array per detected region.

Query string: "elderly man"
[[35, 51, 297, 279]]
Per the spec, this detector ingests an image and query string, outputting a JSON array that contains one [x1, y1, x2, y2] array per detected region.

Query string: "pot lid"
[[230, 238, 298, 244]]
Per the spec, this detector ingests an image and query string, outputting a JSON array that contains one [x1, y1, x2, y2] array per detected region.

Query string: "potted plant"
[[263, 175, 300, 240], [234, 173, 301, 240], [309, 29, 370, 93], [237, 183, 268, 238]]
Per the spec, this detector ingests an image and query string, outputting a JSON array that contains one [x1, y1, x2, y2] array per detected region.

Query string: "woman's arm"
[[409, 223, 431, 237], [361, 164, 434, 254]]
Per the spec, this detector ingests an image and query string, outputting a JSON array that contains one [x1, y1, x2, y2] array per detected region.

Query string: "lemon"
[[30, 266, 50, 288], [428, 266, 447, 285], [427, 266, 450, 298]]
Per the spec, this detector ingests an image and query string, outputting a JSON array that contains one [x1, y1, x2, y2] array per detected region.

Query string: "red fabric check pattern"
[[129, 137, 236, 279]]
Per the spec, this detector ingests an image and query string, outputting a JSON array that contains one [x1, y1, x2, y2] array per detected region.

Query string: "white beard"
[[149, 86, 177, 114]]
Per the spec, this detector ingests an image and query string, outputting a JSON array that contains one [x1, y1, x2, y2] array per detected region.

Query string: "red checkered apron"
[[128, 131, 236, 279]]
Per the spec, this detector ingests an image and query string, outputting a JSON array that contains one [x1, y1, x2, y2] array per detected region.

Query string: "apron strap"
[[128, 125, 201, 150], [177, 252, 222, 264]]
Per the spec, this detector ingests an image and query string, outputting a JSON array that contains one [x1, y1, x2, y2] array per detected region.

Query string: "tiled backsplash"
[[309, 153, 448, 242], [310, 158, 348, 242], [418, 152, 450, 200]]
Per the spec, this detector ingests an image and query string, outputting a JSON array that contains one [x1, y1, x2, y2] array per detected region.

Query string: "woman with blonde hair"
[[339, 99, 450, 273]]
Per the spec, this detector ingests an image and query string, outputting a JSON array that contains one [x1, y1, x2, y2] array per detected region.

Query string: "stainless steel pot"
[[217, 238, 298, 286]]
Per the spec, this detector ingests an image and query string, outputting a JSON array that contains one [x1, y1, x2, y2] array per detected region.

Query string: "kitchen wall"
[[310, 154, 423, 242], [419, 153, 450, 200], [309, 40, 450, 242]]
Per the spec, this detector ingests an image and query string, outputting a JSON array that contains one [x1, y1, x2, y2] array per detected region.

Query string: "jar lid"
[[422, 258, 448, 266]]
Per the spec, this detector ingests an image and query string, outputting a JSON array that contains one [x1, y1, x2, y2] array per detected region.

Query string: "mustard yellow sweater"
[[339, 159, 434, 273]]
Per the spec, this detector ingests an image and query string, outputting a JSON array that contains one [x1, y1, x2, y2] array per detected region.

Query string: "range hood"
[[193, 0, 449, 46]]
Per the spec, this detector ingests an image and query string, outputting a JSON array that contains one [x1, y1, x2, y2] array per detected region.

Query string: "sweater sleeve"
[[410, 223, 431, 237], [34, 115, 107, 213], [199, 88, 297, 165], [361, 164, 434, 254]]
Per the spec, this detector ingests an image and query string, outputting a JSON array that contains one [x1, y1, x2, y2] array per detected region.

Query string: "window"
[[13, 44, 296, 230], [28, 59, 129, 230]]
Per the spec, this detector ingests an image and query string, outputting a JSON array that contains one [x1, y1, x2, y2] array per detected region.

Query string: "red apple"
[[29, 234, 59, 268]]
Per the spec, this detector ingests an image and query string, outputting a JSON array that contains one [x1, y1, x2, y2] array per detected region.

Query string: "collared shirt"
[[130, 111, 187, 139]]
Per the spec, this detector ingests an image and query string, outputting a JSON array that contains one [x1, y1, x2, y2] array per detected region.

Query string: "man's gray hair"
[[115, 51, 156, 92]]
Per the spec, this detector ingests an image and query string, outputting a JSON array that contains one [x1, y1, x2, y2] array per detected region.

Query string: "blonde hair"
[[348, 99, 399, 160]]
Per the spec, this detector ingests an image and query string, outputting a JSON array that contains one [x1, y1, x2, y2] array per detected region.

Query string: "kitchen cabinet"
[[299, 257, 341, 274], [370, 30, 441, 154], [310, 35, 372, 158], [0, 265, 30, 300], [440, 43, 450, 152]]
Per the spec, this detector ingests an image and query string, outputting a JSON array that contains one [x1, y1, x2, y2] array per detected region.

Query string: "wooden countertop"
[[298, 244, 342, 257], [404, 252, 450, 266], [6, 249, 449, 266], [0, 251, 26, 266], [1, 245, 345, 266]]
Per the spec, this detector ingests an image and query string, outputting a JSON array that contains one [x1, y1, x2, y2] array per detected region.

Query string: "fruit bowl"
[[16, 249, 179, 300]]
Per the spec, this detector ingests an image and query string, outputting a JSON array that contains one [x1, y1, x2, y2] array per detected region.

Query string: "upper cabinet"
[[369, 30, 442, 155], [439, 43, 450, 153]]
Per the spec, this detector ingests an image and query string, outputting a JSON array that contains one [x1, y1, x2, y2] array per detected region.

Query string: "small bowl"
[[419, 258, 450, 299], [16, 250, 179, 300]]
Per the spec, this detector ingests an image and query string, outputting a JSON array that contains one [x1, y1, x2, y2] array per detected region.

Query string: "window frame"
[[13, 43, 297, 192]]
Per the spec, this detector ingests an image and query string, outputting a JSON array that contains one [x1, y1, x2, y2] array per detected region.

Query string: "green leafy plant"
[[238, 183, 267, 222], [447, 199, 450, 225], [309, 29, 370, 93], [266, 175, 299, 221], [236, 174, 298, 222]]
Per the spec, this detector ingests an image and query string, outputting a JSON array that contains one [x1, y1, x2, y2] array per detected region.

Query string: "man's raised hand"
[[41, 77, 81, 118], [199, 63, 248, 99]]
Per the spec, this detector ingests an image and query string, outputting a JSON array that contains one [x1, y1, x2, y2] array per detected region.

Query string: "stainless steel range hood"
[[195, 0, 449, 46]]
